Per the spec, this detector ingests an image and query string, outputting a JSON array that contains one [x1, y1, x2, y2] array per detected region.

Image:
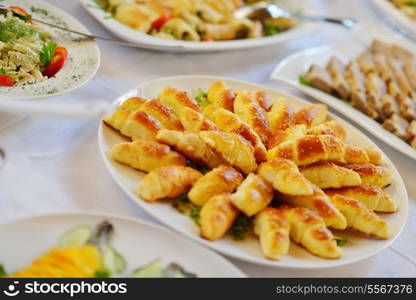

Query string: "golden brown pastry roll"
[[138, 166, 202, 202], [258, 158, 314, 196], [345, 164, 392, 187], [140, 100, 184, 131], [158, 86, 201, 115], [156, 130, 226, 169], [294, 104, 328, 128], [207, 81, 235, 111], [330, 194, 389, 239], [103, 97, 148, 131], [188, 165, 243, 206], [267, 135, 345, 166], [268, 124, 307, 149], [255, 91, 273, 112], [326, 184, 397, 213], [179, 107, 218, 133], [200, 193, 239, 240], [307, 120, 347, 140], [281, 185, 347, 229], [267, 97, 295, 131], [110, 139, 186, 172], [254, 207, 290, 260], [343, 145, 382, 165], [121, 111, 162, 141], [300, 162, 362, 189], [231, 174, 274, 217], [199, 131, 257, 174], [233, 92, 272, 144], [281, 205, 341, 259], [204, 105, 267, 163]]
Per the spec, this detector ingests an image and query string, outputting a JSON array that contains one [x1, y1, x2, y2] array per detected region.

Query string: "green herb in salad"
[[334, 236, 348, 247], [0, 17, 36, 43], [405, 1, 416, 7], [229, 214, 253, 241], [299, 75, 311, 86], [194, 88, 209, 108], [94, 270, 111, 278], [264, 24, 282, 36], [39, 42, 57, 67]]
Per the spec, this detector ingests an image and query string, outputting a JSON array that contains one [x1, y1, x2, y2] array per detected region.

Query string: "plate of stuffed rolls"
[[80, 0, 319, 52], [271, 36, 416, 161], [98, 75, 408, 268]]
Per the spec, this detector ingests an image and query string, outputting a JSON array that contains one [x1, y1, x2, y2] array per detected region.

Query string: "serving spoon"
[[234, 1, 358, 29], [0, 6, 186, 51]]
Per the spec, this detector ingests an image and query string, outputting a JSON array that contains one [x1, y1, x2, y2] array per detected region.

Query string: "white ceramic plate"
[[270, 37, 416, 162], [98, 75, 408, 269], [80, 0, 319, 52], [371, 0, 416, 37], [0, 0, 100, 99], [0, 212, 245, 278]]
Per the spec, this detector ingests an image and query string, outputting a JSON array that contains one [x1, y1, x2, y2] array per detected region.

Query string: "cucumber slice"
[[58, 225, 93, 248], [130, 259, 164, 278], [102, 246, 126, 275]]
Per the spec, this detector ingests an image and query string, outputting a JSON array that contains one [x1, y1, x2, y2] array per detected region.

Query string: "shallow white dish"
[[98, 75, 408, 269], [0, 0, 100, 99], [0, 212, 245, 278], [371, 0, 416, 38], [270, 37, 416, 162], [80, 0, 319, 52]]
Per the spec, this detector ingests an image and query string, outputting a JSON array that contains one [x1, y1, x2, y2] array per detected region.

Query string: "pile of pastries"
[[304, 39, 416, 149], [100, 0, 295, 41], [389, 0, 416, 20], [104, 81, 397, 261]]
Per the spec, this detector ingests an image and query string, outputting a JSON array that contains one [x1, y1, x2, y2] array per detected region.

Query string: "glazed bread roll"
[[254, 207, 290, 261], [281, 205, 341, 259], [330, 194, 390, 239], [139, 100, 184, 131], [104, 97, 147, 131], [294, 104, 328, 128], [300, 162, 362, 189], [343, 144, 382, 165], [258, 158, 314, 196], [207, 81, 235, 111], [199, 131, 257, 174], [345, 164, 392, 187], [179, 107, 218, 133], [158, 86, 201, 115], [230, 174, 274, 216], [204, 105, 267, 163], [325, 184, 397, 213], [121, 111, 162, 141], [281, 185, 347, 230], [268, 124, 307, 149], [233, 92, 272, 144], [307, 120, 347, 140], [110, 139, 185, 172], [138, 166, 202, 202], [188, 165, 243, 206], [156, 130, 226, 168], [200, 193, 239, 241], [267, 97, 296, 131], [255, 91, 273, 112]]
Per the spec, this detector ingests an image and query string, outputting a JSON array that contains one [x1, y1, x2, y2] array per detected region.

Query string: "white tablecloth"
[[0, 0, 415, 277]]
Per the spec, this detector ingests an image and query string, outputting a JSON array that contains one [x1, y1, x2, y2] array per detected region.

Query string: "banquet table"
[[0, 0, 415, 277]]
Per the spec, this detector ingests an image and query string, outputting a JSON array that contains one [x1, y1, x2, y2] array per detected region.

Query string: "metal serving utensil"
[[0, 6, 186, 51], [234, 1, 358, 29]]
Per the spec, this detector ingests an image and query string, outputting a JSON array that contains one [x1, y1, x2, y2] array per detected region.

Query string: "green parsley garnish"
[[334, 236, 348, 247], [0, 264, 7, 277], [39, 42, 57, 67], [0, 17, 36, 43], [173, 194, 201, 226], [405, 1, 416, 7], [229, 215, 253, 241], [186, 160, 209, 174], [194, 88, 209, 108], [95, 270, 111, 278], [264, 24, 282, 36], [299, 75, 311, 86]]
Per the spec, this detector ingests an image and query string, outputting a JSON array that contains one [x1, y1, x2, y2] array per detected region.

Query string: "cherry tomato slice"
[[152, 14, 171, 31], [9, 6, 33, 23], [42, 47, 68, 78], [0, 75, 14, 87]]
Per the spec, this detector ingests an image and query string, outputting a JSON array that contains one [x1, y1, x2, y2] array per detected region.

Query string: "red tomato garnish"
[[9, 6, 33, 24], [152, 14, 171, 31], [0, 75, 14, 87], [42, 47, 68, 78]]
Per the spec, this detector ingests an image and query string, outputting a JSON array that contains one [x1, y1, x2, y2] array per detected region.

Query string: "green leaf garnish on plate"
[[299, 75, 311, 86], [334, 236, 348, 247]]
